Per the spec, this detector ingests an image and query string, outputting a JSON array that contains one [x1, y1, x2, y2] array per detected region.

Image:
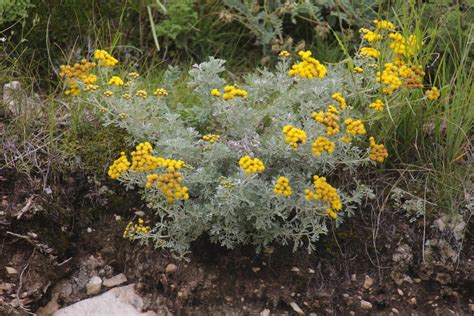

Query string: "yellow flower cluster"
[[398, 64, 425, 89], [376, 63, 402, 95], [369, 136, 388, 163], [122, 93, 132, 100], [239, 156, 265, 174], [373, 19, 395, 30], [312, 106, 340, 135], [331, 92, 347, 110], [312, 136, 335, 156], [389, 33, 418, 58], [153, 88, 168, 96], [108, 152, 131, 179], [273, 176, 292, 197], [360, 47, 380, 59], [279, 50, 290, 58], [202, 134, 220, 143], [128, 72, 140, 79], [123, 218, 150, 239], [94, 49, 118, 67], [223, 85, 248, 100], [369, 99, 384, 111], [282, 125, 307, 150], [353, 67, 364, 74], [131, 142, 157, 172], [425, 87, 440, 100], [340, 136, 352, 143], [211, 89, 221, 97], [344, 118, 366, 136], [60, 59, 97, 96], [304, 176, 342, 219], [359, 28, 382, 42], [103, 90, 113, 97], [83, 74, 97, 84], [219, 176, 235, 189], [108, 76, 124, 86], [146, 172, 189, 203], [288, 50, 327, 79], [136, 90, 148, 98]]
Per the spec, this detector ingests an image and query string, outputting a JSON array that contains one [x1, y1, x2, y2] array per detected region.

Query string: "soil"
[[0, 168, 472, 315]]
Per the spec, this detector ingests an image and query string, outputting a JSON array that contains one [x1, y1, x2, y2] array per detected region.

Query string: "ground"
[[0, 169, 472, 315]]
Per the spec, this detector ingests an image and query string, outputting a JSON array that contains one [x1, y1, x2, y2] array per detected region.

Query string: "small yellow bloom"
[[425, 87, 440, 100], [135, 90, 148, 98], [103, 90, 113, 97], [211, 89, 221, 97], [273, 176, 292, 197], [239, 156, 265, 174], [279, 50, 290, 58], [369, 99, 384, 111], [369, 136, 388, 163], [108, 76, 124, 86]]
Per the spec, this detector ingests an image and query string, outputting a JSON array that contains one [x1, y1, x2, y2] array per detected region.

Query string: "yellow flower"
[[273, 176, 292, 196], [425, 87, 440, 100], [282, 125, 307, 150], [94, 49, 118, 67], [108, 152, 130, 179], [211, 89, 221, 97], [135, 90, 148, 98], [360, 47, 380, 59], [202, 134, 220, 143], [122, 93, 132, 100], [82, 74, 97, 84], [359, 28, 382, 42], [123, 218, 151, 239], [369, 136, 388, 163], [304, 176, 342, 217], [239, 155, 265, 174], [312, 107, 340, 136], [128, 72, 140, 79], [373, 19, 395, 30], [376, 63, 402, 95], [153, 88, 168, 96], [340, 136, 352, 143], [312, 136, 335, 156], [146, 172, 189, 203], [331, 92, 347, 110], [108, 76, 124, 86], [103, 90, 113, 97], [353, 67, 364, 74], [369, 99, 384, 112], [344, 118, 366, 136], [288, 50, 327, 80], [279, 50, 290, 58]]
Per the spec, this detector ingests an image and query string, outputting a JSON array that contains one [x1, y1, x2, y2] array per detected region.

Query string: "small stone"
[[260, 308, 270, 316], [410, 297, 417, 305], [392, 307, 400, 314], [363, 275, 374, 289], [342, 293, 350, 299], [103, 273, 127, 288], [291, 267, 300, 272], [5, 267, 17, 275], [252, 267, 261, 273], [308, 268, 315, 274], [86, 276, 102, 295], [351, 274, 357, 281], [469, 304, 474, 312], [289, 302, 304, 315], [414, 278, 421, 283], [0, 283, 14, 292], [134, 210, 145, 217], [360, 300, 372, 310], [397, 289, 404, 296], [350, 311, 355, 316], [165, 263, 177, 274], [86, 227, 92, 233]]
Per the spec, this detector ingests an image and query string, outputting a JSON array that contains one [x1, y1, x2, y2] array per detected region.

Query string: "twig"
[[16, 248, 36, 314], [16, 196, 35, 219]]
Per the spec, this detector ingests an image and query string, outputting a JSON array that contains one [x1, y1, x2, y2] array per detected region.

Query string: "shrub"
[[60, 19, 445, 257]]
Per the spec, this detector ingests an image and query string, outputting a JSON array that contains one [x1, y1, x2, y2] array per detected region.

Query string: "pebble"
[[165, 263, 177, 274], [252, 267, 261, 273], [392, 307, 400, 314], [289, 302, 304, 315], [103, 273, 127, 288], [342, 293, 350, 299], [410, 297, 417, 305], [397, 289, 404, 296], [86, 276, 102, 295], [363, 275, 374, 289], [260, 308, 270, 316], [86, 227, 92, 233], [308, 268, 315, 274], [360, 300, 372, 310], [351, 274, 357, 281], [0, 283, 14, 292], [5, 267, 17, 275], [291, 267, 300, 272], [470, 304, 474, 312]]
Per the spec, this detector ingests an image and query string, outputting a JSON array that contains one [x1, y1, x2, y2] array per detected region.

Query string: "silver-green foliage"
[[84, 56, 376, 258]]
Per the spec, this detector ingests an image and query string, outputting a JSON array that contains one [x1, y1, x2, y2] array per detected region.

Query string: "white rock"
[[289, 302, 304, 315], [392, 307, 400, 314], [260, 308, 270, 316], [54, 284, 148, 316], [360, 300, 372, 310], [397, 288, 404, 296], [363, 275, 374, 289], [86, 276, 102, 295], [165, 263, 177, 274], [308, 268, 315, 274], [291, 267, 300, 272], [103, 273, 127, 288], [252, 267, 261, 273], [5, 267, 17, 275], [351, 274, 357, 281], [0, 283, 14, 291], [410, 297, 417, 305]]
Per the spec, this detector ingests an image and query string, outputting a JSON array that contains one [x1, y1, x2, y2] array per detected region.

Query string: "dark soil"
[[1, 169, 472, 315]]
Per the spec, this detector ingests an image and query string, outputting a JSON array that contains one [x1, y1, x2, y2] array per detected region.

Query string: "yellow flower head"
[[344, 118, 366, 136], [369, 99, 384, 112], [279, 50, 290, 58], [108, 76, 124, 86], [373, 19, 395, 30], [135, 90, 148, 98], [331, 92, 347, 110], [94, 49, 118, 67], [425, 87, 440, 100], [288, 50, 327, 80], [369, 136, 388, 163], [304, 176, 342, 218], [312, 107, 340, 136], [312, 136, 335, 156], [282, 125, 307, 150], [103, 90, 113, 97], [108, 152, 131, 180], [360, 47, 380, 59], [153, 88, 168, 96], [273, 176, 292, 197], [202, 134, 220, 143], [211, 89, 221, 97], [239, 155, 265, 174]]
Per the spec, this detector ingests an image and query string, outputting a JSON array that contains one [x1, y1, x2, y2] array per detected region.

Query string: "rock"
[[54, 284, 148, 316], [252, 267, 261, 273], [260, 308, 270, 316], [397, 289, 404, 296], [351, 274, 357, 281], [103, 273, 127, 288], [392, 307, 400, 314], [308, 268, 315, 274], [0, 283, 14, 292], [342, 293, 350, 299], [37, 292, 60, 316], [436, 272, 451, 285], [291, 267, 300, 272], [289, 302, 304, 315], [165, 263, 177, 274], [350, 311, 355, 316], [86, 276, 102, 295], [360, 300, 372, 310], [469, 304, 474, 312], [5, 267, 17, 275], [363, 275, 374, 289], [409, 297, 417, 305]]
